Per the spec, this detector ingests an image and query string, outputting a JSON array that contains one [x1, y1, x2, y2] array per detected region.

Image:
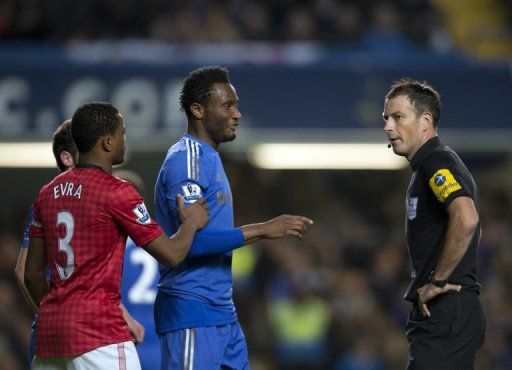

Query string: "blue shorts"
[[159, 322, 249, 370], [138, 336, 161, 370]]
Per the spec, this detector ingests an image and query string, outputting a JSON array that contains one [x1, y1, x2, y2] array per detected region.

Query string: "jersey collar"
[[75, 163, 109, 173], [410, 137, 442, 170], [183, 134, 216, 154]]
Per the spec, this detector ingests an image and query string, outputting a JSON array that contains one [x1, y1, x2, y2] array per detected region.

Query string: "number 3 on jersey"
[[57, 211, 76, 279]]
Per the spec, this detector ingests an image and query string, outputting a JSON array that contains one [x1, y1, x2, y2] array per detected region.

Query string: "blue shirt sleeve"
[[21, 205, 34, 248], [187, 228, 244, 257], [160, 146, 245, 256]]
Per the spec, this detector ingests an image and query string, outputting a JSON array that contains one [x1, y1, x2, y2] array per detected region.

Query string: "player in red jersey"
[[15, 119, 146, 367], [25, 102, 209, 370]]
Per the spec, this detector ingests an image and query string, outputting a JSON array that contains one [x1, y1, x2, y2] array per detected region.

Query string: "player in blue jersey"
[[155, 66, 314, 370], [14, 120, 146, 367], [116, 169, 161, 370]]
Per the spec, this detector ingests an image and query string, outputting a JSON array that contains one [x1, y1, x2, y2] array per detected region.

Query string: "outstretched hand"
[[262, 214, 314, 240], [417, 282, 461, 317], [176, 194, 209, 230]]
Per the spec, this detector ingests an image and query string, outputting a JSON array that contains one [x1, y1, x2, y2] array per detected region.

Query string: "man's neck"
[[77, 154, 112, 174], [187, 124, 218, 150], [408, 132, 438, 162]]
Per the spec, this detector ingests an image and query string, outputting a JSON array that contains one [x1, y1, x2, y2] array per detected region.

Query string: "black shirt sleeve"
[[421, 150, 472, 208]]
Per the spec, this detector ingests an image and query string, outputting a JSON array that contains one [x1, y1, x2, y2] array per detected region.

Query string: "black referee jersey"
[[403, 136, 481, 302]]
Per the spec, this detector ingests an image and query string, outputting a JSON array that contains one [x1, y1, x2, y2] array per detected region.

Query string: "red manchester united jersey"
[[29, 164, 163, 357]]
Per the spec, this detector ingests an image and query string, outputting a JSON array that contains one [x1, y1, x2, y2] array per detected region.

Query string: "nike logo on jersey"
[[216, 191, 233, 206]]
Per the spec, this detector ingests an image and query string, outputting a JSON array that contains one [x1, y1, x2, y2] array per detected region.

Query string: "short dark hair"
[[385, 78, 442, 127], [71, 102, 120, 153], [52, 119, 78, 172], [180, 66, 230, 117]]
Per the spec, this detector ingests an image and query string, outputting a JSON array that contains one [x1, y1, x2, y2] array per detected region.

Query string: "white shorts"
[[32, 341, 141, 370]]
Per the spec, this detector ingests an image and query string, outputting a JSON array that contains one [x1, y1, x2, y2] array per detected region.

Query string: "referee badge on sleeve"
[[407, 197, 418, 220], [429, 169, 462, 203], [181, 182, 203, 203]]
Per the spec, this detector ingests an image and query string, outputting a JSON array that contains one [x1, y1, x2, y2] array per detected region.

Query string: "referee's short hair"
[[386, 78, 442, 128]]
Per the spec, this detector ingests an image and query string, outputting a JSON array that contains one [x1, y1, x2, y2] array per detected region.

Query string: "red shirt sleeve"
[[108, 181, 163, 247]]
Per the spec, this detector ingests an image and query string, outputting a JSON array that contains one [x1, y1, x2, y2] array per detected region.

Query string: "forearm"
[[15, 250, 38, 313], [434, 217, 477, 280], [119, 303, 130, 320], [188, 228, 245, 257], [119, 303, 135, 326], [177, 223, 267, 257], [16, 274, 38, 314], [25, 272, 49, 309], [186, 223, 269, 257], [168, 220, 199, 264], [240, 223, 266, 245]]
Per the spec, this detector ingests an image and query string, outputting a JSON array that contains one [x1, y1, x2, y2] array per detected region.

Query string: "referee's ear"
[[420, 111, 434, 132]]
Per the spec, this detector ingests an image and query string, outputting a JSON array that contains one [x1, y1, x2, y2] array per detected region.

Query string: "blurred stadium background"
[[0, 1, 511, 369]]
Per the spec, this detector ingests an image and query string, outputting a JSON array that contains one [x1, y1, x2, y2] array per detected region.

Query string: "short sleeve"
[[109, 182, 163, 247], [161, 147, 213, 210], [422, 151, 471, 207], [28, 197, 44, 239]]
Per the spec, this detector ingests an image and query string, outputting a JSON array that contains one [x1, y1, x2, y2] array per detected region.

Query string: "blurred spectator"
[[363, 2, 411, 52], [335, 334, 384, 370], [234, 3, 273, 40], [331, 1, 364, 44], [267, 245, 331, 369], [203, 4, 241, 42], [280, 6, 319, 41], [0, 0, 453, 51]]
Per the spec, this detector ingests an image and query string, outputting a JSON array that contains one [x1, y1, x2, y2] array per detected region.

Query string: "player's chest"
[[207, 164, 233, 207]]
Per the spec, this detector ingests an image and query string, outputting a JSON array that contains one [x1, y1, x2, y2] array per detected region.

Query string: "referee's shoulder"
[[422, 146, 455, 165]]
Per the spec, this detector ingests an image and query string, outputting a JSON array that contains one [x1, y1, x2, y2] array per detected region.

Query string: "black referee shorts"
[[405, 290, 485, 370]]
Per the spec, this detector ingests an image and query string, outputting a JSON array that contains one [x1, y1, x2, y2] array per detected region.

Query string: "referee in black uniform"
[[382, 79, 485, 369]]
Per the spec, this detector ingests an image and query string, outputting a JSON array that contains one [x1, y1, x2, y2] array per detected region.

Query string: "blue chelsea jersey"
[[121, 238, 160, 369], [154, 134, 238, 333]]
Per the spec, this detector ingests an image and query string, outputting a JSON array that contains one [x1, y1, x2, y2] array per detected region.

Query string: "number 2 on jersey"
[[56, 211, 76, 279], [128, 248, 158, 304]]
